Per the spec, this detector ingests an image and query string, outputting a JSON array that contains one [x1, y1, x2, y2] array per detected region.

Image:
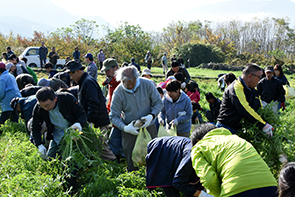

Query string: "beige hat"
[[141, 68, 152, 77]]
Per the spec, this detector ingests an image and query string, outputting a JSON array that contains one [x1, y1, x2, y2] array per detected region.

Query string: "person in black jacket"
[[166, 60, 191, 89], [146, 136, 212, 197], [217, 63, 273, 136], [64, 60, 116, 161], [205, 92, 221, 123], [257, 66, 285, 113], [31, 87, 87, 159]]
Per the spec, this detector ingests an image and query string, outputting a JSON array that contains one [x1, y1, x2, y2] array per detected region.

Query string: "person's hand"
[[70, 122, 82, 131], [124, 121, 140, 135], [38, 144, 47, 160], [159, 119, 165, 126], [181, 82, 186, 89], [141, 114, 153, 128], [169, 119, 178, 127], [262, 123, 273, 137], [88, 122, 94, 128], [281, 102, 285, 111]]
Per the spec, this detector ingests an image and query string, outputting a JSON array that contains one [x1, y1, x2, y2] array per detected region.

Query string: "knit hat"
[[0, 62, 5, 69], [38, 78, 50, 87], [101, 58, 118, 71]]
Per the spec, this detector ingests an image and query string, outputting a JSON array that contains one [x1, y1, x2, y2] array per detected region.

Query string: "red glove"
[[281, 102, 285, 111]]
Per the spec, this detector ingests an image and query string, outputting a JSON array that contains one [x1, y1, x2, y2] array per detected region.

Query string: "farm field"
[[0, 67, 295, 196]]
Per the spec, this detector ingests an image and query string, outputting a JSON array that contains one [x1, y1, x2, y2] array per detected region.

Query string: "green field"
[[0, 67, 294, 196]]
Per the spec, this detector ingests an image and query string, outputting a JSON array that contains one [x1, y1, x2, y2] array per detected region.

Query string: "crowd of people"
[[0, 45, 293, 196]]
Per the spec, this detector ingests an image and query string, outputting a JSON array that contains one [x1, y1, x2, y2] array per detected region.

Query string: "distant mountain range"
[[0, 0, 113, 38]]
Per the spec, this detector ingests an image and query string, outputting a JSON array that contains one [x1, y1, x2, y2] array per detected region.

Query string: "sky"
[[48, 0, 233, 31]]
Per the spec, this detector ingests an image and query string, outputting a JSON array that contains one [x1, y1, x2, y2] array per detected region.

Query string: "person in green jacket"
[[20, 57, 38, 84], [191, 123, 278, 197]]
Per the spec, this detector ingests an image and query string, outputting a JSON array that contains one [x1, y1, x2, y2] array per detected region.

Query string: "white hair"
[[115, 65, 140, 82]]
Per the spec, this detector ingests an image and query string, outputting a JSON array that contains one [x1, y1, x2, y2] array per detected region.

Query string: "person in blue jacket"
[[158, 80, 192, 137], [146, 136, 213, 197], [0, 62, 21, 125]]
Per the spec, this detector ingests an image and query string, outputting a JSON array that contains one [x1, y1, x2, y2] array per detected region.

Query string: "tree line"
[[1, 17, 294, 69]]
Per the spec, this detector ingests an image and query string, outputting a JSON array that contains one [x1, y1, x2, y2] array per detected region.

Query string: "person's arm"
[[233, 82, 266, 128], [183, 68, 191, 84], [83, 81, 101, 123], [277, 81, 286, 103], [191, 145, 221, 197], [31, 105, 45, 146], [176, 96, 192, 124], [109, 89, 126, 130], [149, 82, 164, 118], [66, 94, 87, 127]]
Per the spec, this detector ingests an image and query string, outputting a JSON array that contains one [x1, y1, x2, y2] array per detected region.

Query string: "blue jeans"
[[216, 122, 237, 134], [108, 127, 124, 156]]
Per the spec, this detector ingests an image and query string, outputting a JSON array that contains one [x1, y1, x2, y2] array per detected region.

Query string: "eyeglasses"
[[251, 73, 262, 79]]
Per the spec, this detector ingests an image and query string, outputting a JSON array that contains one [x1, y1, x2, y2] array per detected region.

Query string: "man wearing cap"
[[38, 42, 48, 69], [257, 66, 285, 113], [84, 53, 98, 79], [0, 62, 21, 125], [161, 53, 168, 75], [64, 60, 116, 161], [129, 58, 140, 72], [101, 58, 122, 162], [217, 63, 274, 136]]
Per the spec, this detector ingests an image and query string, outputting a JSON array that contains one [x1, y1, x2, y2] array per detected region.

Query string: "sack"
[[158, 124, 173, 137], [166, 125, 177, 136], [283, 85, 295, 99], [132, 128, 152, 166]]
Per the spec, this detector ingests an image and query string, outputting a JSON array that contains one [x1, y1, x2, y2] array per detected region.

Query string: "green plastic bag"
[[132, 128, 152, 166], [158, 124, 177, 137]]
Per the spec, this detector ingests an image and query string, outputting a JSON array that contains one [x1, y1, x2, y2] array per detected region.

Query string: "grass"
[[0, 66, 294, 196]]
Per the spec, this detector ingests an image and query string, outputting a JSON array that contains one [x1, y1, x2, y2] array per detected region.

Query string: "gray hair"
[[115, 65, 140, 82]]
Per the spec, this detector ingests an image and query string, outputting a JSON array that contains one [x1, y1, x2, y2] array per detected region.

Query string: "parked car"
[[19, 47, 66, 69]]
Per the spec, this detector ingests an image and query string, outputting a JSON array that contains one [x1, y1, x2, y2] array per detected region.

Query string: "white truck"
[[20, 47, 66, 69]]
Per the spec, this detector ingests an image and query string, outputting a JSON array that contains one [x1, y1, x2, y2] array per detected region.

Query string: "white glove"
[[124, 121, 140, 135], [181, 82, 186, 89], [199, 190, 215, 197], [141, 114, 153, 128], [159, 119, 165, 125], [262, 123, 273, 137], [89, 122, 94, 128], [178, 111, 186, 117], [279, 153, 288, 164], [70, 122, 82, 131], [170, 119, 178, 126], [38, 144, 47, 160]]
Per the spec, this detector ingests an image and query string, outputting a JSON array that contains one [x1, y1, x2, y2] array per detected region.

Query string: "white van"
[[20, 47, 66, 69]]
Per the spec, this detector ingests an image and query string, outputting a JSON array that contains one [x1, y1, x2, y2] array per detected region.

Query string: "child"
[[186, 81, 200, 104]]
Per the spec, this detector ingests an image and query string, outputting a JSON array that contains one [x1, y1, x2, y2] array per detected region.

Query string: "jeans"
[[216, 122, 237, 134], [108, 127, 123, 156]]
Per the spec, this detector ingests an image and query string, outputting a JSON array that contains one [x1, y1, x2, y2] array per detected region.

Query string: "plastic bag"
[[132, 128, 152, 166], [283, 85, 295, 99], [166, 125, 177, 136], [158, 124, 171, 137]]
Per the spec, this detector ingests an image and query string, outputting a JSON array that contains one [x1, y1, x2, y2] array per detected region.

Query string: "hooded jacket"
[[0, 70, 21, 111], [159, 91, 192, 133], [191, 128, 277, 197], [109, 77, 163, 131]]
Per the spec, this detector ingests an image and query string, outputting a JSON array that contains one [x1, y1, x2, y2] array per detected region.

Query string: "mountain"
[[172, 0, 295, 26], [0, 0, 113, 38]]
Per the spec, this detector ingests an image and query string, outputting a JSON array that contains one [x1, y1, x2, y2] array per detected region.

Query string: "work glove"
[[124, 121, 140, 135], [281, 102, 285, 111], [279, 153, 288, 164], [70, 122, 82, 131], [169, 119, 178, 127], [38, 144, 47, 160], [181, 82, 186, 89], [88, 122, 94, 128], [141, 114, 153, 128], [262, 123, 273, 137], [159, 119, 165, 126]]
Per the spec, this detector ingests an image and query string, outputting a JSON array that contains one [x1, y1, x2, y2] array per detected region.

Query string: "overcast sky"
[[51, 0, 287, 31]]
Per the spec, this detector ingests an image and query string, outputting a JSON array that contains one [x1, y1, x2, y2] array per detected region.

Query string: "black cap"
[[265, 66, 274, 72], [63, 60, 85, 73]]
